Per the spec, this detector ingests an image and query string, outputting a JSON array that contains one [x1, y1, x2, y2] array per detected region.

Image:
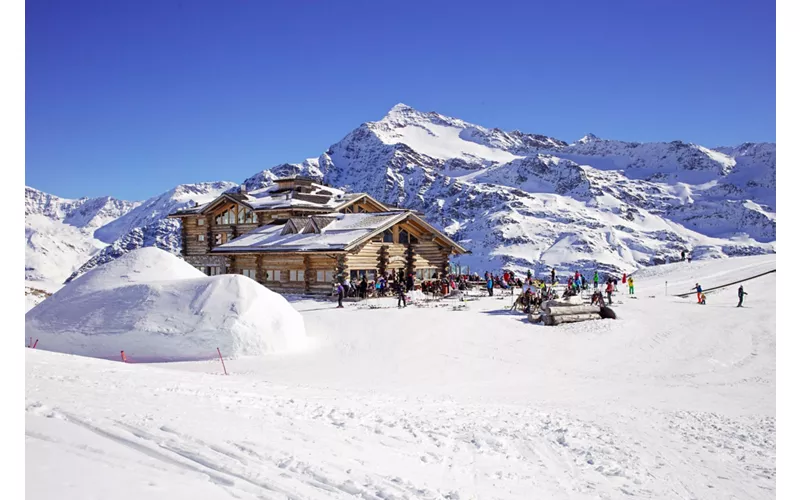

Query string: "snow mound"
[[25, 248, 306, 361]]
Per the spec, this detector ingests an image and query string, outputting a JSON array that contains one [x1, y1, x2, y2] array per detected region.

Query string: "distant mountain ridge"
[[26, 103, 775, 294]]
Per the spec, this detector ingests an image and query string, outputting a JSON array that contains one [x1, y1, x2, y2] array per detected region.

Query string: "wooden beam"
[[303, 255, 311, 294]]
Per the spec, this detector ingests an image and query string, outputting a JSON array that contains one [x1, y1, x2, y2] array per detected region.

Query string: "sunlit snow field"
[[26, 255, 776, 499]]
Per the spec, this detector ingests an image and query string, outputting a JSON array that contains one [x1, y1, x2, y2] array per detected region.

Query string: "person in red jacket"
[[605, 281, 614, 305]]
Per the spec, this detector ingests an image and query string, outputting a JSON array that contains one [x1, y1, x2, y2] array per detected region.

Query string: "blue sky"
[[26, 0, 775, 200]]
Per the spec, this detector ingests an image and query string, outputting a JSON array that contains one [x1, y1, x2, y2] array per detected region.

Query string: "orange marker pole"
[[217, 347, 228, 375]]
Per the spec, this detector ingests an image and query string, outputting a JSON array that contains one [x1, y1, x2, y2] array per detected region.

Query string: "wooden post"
[[256, 255, 264, 284], [303, 255, 312, 294]]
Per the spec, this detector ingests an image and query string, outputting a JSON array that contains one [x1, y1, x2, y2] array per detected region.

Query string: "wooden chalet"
[[168, 177, 468, 295]]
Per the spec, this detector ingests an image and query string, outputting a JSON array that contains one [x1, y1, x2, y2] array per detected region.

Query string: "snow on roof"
[[171, 183, 363, 215], [214, 212, 409, 252]]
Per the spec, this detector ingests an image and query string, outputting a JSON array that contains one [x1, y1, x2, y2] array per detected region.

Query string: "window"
[[398, 229, 409, 244], [349, 269, 376, 281], [289, 270, 305, 282], [264, 269, 281, 282], [242, 269, 257, 280], [383, 229, 394, 243], [207, 266, 222, 276], [418, 268, 438, 280], [198, 234, 205, 242], [316, 270, 335, 283], [410, 234, 419, 244], [197, 218, 205, 226]]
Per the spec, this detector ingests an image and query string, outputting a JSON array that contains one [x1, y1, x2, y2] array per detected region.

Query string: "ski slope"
[[26, 255, 775, 499]]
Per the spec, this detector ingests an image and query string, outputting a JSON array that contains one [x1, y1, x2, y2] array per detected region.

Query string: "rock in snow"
[[25, 248, 307, 360]]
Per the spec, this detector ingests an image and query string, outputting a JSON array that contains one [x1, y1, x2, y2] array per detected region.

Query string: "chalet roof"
[[168, 183, 369, 217], [212, 211, 467, 254]]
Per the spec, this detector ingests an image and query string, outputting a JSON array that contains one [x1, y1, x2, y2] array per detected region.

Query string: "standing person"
[[527, 269, 532, 280], [681, 250, 686, 261], [336, 281, 344, 308], [593, 271, 599, 290], [406, 272, 415, 294], [396, 280, 406, 308], [605, 281, 614, 305], [628, 276, 635, 295], [551, 268, 556, 285], [622, 273, 627, 288], [574, 271, 580, 282], [487, 274, 494, 297], [359, 277, 368, 299], [737, 285, 748, 307], [694, 283, 702, 303]]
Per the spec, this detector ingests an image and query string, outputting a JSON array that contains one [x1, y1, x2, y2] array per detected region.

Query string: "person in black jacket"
[[359, 277, 368, 299], [396, 281, 406, 308], [737, 285, 748, 307]]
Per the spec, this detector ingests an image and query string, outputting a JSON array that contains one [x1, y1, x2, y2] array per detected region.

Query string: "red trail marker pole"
[[217, 347, 228, 375], [32, 339, 38, 349]]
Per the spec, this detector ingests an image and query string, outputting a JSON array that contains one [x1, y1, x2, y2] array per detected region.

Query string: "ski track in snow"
[[26, 256, 775, 499]]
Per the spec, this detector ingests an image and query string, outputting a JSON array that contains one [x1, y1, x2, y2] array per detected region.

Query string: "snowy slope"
[[26, 255, 775, 499], [26, 248, 307, 360]]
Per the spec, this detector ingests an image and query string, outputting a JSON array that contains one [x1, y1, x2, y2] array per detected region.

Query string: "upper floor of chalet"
[[168, 176, 392, 228]]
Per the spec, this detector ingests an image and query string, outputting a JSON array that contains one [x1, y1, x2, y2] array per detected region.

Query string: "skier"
[[336, 281, 344, 308], [487, 274, 494, 297], [737, 285, 748, 307], [396, 280, 406, 308], [681, 250, 686, 261], [605, 281, 614, 305], [551, 268, 556, 285], [694, 283, 703, 303], [628, 276, 634, 295], [359, 277, 368, 299], [527, 269, 532, 280], [700, 293, 707, 305], [622, 273, 627, 287], [593, 271, 599, 290]]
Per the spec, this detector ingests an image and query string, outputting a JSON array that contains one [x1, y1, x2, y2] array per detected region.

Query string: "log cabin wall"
[[183, 215, 212, 255]]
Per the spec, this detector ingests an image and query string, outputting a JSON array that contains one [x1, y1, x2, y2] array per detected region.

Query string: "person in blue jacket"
[[694, 283, 703, 304], [487, 275, 494, 297]]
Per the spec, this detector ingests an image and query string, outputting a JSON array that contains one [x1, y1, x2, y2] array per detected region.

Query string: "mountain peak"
[[577, 133, 600, 144], [388, 103, 414, 115]]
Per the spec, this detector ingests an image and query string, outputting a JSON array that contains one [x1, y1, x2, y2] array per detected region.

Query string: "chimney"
[[240, 184, 247, 195]]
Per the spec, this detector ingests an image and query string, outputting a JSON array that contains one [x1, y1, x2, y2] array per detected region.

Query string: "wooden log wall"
[[184, 216, 212, 256]]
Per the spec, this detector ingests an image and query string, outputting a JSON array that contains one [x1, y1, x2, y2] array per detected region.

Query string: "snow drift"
[[25, 247, 307, 361]]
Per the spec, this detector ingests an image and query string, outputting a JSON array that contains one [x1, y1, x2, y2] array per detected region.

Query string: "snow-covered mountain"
[[25, 183, 237, 295], [64, 182, 238, 282], [25, 187, 139, 296], [26, 103, 776, 292]]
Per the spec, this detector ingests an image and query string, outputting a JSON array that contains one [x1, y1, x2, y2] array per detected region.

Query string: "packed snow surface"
[[25, 248, 306, 361], [26, 255, 774, 499]]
